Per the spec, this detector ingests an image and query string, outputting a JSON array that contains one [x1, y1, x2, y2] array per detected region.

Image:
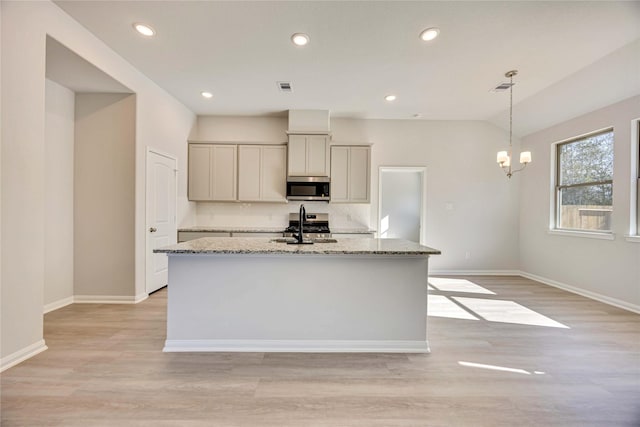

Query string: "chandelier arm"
[[509, 162, 528, 176]]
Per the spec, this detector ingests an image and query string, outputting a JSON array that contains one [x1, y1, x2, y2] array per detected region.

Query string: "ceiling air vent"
[[277, 81, 293, 93], [490, 82, 514, 92]]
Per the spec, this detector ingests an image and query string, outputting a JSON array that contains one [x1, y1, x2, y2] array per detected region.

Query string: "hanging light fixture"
[[497, 70, 531, 178]]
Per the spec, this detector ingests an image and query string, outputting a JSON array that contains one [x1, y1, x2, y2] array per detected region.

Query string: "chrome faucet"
[[295, 204, 306, 244]]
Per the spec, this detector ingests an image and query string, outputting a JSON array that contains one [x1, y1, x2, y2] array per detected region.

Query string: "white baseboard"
[[74, 295, 143, 304], [43, 296, 74, 314], [0, 340, 48, 373], [519, 271, 640, 314], [163, 339, 430, 353], [43, 293, 150, 313], [134, 293, 149, 303], [430, 269, 521, 276]]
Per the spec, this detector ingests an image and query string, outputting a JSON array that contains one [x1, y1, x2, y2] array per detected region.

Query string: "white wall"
[[1, 1, 48, 368], [196, 116, 287, 144], [1, 1, 195, 368], [520, 96, 640, 311], [333, 118, 521, 272], [194, 116, 521, 272], [44, 79, 75, 308], [74, 93, 135, 297]]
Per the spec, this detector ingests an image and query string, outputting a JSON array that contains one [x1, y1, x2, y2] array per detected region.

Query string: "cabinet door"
[[188, 144, 212, 200], [307, 135, 329, 176], [231, 232, 283, 238], [238, 145, 261, 201], [287, 135, 307, 176], [211, 145, 237, 201], [330, 146, 349, 202], [178, 231, 231, 242], [261, 146, 287, 201], [349, 146, 370, 202]]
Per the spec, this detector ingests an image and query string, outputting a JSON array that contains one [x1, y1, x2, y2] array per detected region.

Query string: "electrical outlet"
[[465, 251, 471, 260]]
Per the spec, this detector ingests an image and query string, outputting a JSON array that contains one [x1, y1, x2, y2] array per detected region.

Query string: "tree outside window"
[[556, 129, 614, 232]]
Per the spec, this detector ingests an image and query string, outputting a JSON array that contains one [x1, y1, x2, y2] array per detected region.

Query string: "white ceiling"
[[53, 1, 640, 134]]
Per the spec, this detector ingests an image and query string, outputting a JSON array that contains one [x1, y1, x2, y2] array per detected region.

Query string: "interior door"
[[379, 167, 426, 244], [146, 150, 177, 294]]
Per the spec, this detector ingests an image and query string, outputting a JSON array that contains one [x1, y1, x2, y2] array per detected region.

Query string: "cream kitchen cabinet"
[[287, 134, 330, 177], [188, 144, 237, 201], [330, 145, 371, 203], [177, 230, 283, 242], [238, 145, 286, 202], [178, 231, 232, 242]]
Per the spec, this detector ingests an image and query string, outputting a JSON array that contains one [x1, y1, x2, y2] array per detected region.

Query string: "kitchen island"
[[155, 237, 440, 353]]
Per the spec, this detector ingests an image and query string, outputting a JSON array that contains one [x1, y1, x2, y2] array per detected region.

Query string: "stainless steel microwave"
[[286, 177, 330, 201]]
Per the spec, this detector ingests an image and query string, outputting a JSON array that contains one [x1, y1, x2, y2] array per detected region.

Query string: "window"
[[554, 129, 614, 232]]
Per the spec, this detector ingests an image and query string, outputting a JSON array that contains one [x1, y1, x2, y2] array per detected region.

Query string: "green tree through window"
[[556, 129, 614, 231]]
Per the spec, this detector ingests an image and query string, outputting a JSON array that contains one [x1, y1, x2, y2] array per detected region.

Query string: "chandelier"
[[497, 70, 531, 178]]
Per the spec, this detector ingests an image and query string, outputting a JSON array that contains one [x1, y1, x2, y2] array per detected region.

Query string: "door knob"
[[149, 227, 157, 233]]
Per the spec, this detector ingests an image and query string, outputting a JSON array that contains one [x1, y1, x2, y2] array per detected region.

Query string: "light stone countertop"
[[178, 226, 376, 234], [155, 237, 440, 256], [331, 228, 377, 234]]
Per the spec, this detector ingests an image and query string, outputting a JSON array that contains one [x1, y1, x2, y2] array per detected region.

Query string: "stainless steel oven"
[[286, 177, 330, 201], [283, 213, 331, 239]]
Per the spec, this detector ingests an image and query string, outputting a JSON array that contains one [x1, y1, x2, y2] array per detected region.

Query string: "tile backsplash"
[[194, 202, 371, 230]]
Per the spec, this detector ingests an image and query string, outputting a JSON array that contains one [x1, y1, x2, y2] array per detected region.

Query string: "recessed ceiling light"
[[201, 91, 213, 99], [133, 23, 155, 37], [419, 27, 440, 41], [384, 95, 397, 102], [291, 33, 310, 46]]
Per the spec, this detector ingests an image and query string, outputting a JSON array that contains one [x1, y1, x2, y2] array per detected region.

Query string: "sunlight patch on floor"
[[452, 297, 570, 328], [428, 295, 479, 320], [458, 361, 538, 375], [428, 277, 496, 295]]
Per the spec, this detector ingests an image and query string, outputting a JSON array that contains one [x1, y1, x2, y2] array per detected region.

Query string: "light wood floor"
[[2, 276, 639, 426]]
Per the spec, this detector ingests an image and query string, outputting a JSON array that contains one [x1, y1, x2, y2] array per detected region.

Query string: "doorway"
[[378, 167, 427, 244], [146, 149, 177, 294]]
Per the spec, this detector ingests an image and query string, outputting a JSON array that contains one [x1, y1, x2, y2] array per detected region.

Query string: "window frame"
[[551, 127, 614, 235], [628, 118, 640, 242]]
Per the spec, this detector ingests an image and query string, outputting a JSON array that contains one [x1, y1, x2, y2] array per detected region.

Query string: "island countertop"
[[177, 226, 286, 233], [155, 237, 440, 256]]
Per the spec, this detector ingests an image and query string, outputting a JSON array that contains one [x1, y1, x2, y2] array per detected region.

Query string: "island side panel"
[[165, 253, 429, 352]]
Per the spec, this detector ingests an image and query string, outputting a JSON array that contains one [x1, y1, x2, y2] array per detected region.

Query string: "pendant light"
[[497, 70, 531, 178]]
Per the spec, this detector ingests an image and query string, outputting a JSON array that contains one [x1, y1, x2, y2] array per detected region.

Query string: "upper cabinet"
[[238, 145, 286, 202], [188, 143, 286, 203], [287, 134, 330, 177], [330, 145, 371, 203], [188, 144, 237, 201]]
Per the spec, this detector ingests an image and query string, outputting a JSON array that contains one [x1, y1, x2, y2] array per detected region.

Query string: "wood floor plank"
[[1, 275, 639, 426]]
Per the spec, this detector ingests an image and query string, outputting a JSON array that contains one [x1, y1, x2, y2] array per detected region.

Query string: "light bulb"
[[133, 23, 155, 37], [419, 28, 440, 41], [497, 151, 508, 164], [291, 33, 310, 46], [520, 151, 532, 164]]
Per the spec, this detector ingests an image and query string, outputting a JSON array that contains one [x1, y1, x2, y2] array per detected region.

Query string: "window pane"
[[559, 131, 614, 186], [559, 184, 613, 231]]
